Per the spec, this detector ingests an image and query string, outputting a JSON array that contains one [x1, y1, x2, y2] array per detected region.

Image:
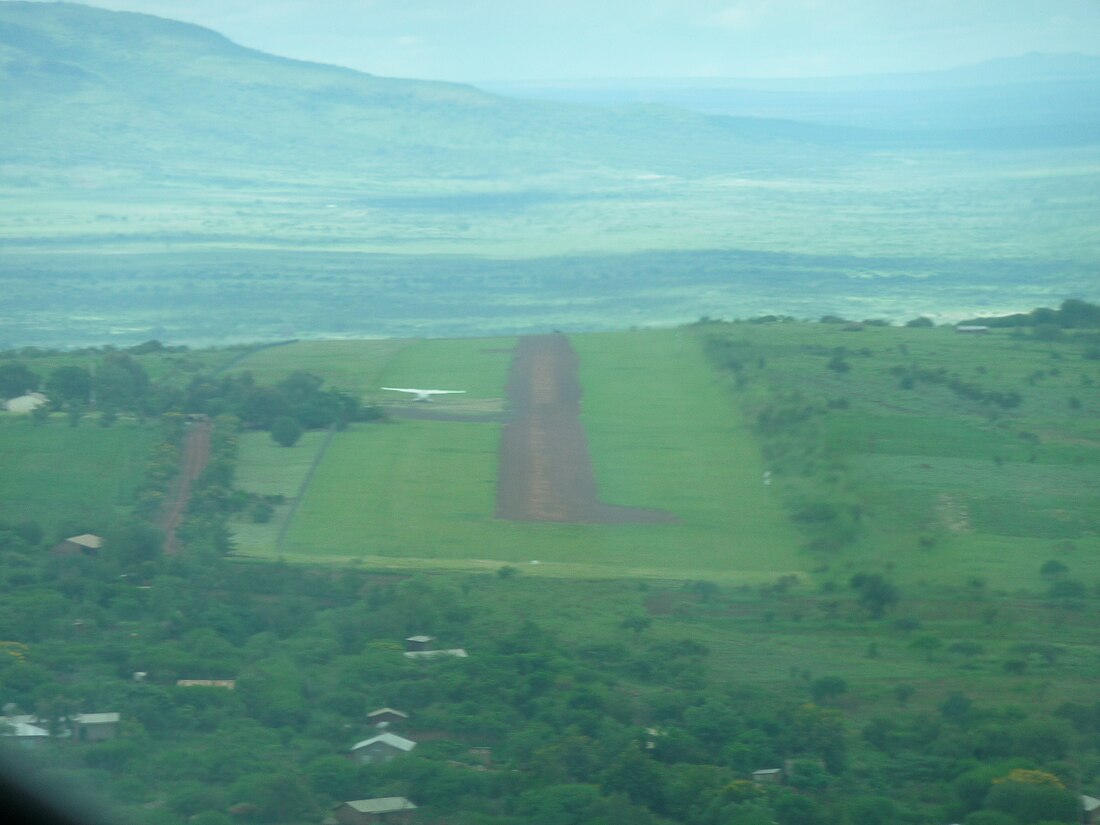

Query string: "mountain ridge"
[[1, 1, 828, 184]]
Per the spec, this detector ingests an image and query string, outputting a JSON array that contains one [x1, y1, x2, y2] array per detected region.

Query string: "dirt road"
[[161, 419, 212, 555], [495, 334, 674, 524]]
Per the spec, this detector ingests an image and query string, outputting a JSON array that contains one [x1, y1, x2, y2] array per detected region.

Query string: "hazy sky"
[[17, 0, 1100, 80]]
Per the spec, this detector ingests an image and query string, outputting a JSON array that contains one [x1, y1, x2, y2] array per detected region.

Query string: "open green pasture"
[[699, 321, 1100, 592], [0, 414, 156, 531], [234, 330, 804, 581], [461, 571, 1100, 722]]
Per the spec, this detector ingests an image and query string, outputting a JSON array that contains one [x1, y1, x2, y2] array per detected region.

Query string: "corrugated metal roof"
[[345, 797, 417, 814], [75, 712, 120, 724], [350, 732, 416, 752], [66, 534, 104, 549], [0, 718, 49, 737], [368, 707, 408, 718]]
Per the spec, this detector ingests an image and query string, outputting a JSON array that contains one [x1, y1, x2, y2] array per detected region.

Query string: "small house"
[[752, 768, 783, 785], [72, 712, 120, 742], [5, 392, 48, 414], [350, 732, 416, 765], [367, 707, 408, 728], [177, 679, 237, 690], [403, 648, 468, 660], [335, 797, 417, 825], [955, 325, 989, 334], [0, 716, 50, 746], [51, 534, 104, 557], [404, 635, 435, 652]]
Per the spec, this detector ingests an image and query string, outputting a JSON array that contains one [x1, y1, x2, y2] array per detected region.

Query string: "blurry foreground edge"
[[0, 745, 115, 825]]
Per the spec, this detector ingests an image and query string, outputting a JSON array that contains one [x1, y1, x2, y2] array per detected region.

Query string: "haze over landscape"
[[3, 5, 1100, 825]]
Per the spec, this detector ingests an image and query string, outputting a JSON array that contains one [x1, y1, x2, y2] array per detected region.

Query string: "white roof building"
[[350, 732, 417, 753], [5, 392, 48, 414]]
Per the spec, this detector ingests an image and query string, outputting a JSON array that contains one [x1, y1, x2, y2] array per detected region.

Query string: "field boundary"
[[275, 424, 338, 552]]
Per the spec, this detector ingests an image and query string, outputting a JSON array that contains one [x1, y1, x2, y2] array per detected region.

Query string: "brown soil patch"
[[495, 334, 675, 524], [161, 419, 212, 555]]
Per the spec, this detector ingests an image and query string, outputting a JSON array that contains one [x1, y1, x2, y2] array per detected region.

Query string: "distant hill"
[[480, 53, 1100, 143], [0, 1, 837, 184]]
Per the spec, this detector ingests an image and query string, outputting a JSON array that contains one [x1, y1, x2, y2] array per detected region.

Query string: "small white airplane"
[[381, 387, 466, 402]]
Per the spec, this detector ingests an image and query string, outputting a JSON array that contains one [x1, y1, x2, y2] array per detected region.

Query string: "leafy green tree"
[[270, 416, 303, 447], [0, 362, 40, 398], [939, 691, 974, 723], [810, 676, 848, 704], [850, 573, 899, 618], [46, 365, 92, 405], [602, 747, 667, 813], [306, 755, 362, 802], [984, 772, 1078, 823], [96, 354, 150, 409], [230, 772, 315, 823], [774, 792, 826, 825]]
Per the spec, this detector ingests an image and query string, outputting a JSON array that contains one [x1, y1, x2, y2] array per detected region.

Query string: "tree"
[[1040, 559, 1068, 578], [984, 771, 1078, 823], [893, 684, 915, 706], [270, 416, 303, 447], [905, 316, 935, 328], [0, 362, 40, 398], [96, 354, 150, 410], [850, 574, 899, 618], [810, 676, 848, 704], [46, 366, 92, 405], [602, 747, 667, 812], [621, 616, 652, 636]]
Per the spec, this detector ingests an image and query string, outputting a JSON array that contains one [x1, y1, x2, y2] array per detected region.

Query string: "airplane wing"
[[381, 388, 465, 394]]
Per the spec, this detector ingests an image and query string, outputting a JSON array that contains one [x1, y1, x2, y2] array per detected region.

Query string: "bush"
[[270, 416, 303, 447]]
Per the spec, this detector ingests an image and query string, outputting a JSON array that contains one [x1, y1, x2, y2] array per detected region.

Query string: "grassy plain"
[[0, 414, 156, 530], [701, 321, 1100, 593], [4, 145, 1100, 350]]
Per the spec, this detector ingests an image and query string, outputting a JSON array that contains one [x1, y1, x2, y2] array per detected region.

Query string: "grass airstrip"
[[228, 330, 803, 582], [225, 322, 1100, 597]]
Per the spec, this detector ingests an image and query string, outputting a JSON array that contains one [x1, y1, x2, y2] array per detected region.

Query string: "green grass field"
[[698, 321, 1100, 593], [232, 330, 805, 582], [0, 414, 156, 530]]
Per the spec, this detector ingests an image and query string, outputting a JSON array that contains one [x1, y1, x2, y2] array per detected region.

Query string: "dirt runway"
[[495, 334, 674, 524]]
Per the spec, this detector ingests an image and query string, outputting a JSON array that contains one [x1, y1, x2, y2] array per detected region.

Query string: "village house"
[[403, 648, 468, 660], [1, 712, 120, 743], [955, 325, 990, 334], [4, 391, 48, 414], [71, 712, 121, 742], [0, 716, 50, 746], [335, 797, 417, 825], [176, 679, 237, 690], [349, 732, 417, 765], [367, 707, 408, 728], [752, 768, 783, 785], [51, 534, 104, 557], [404, 635, 435, 652]]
